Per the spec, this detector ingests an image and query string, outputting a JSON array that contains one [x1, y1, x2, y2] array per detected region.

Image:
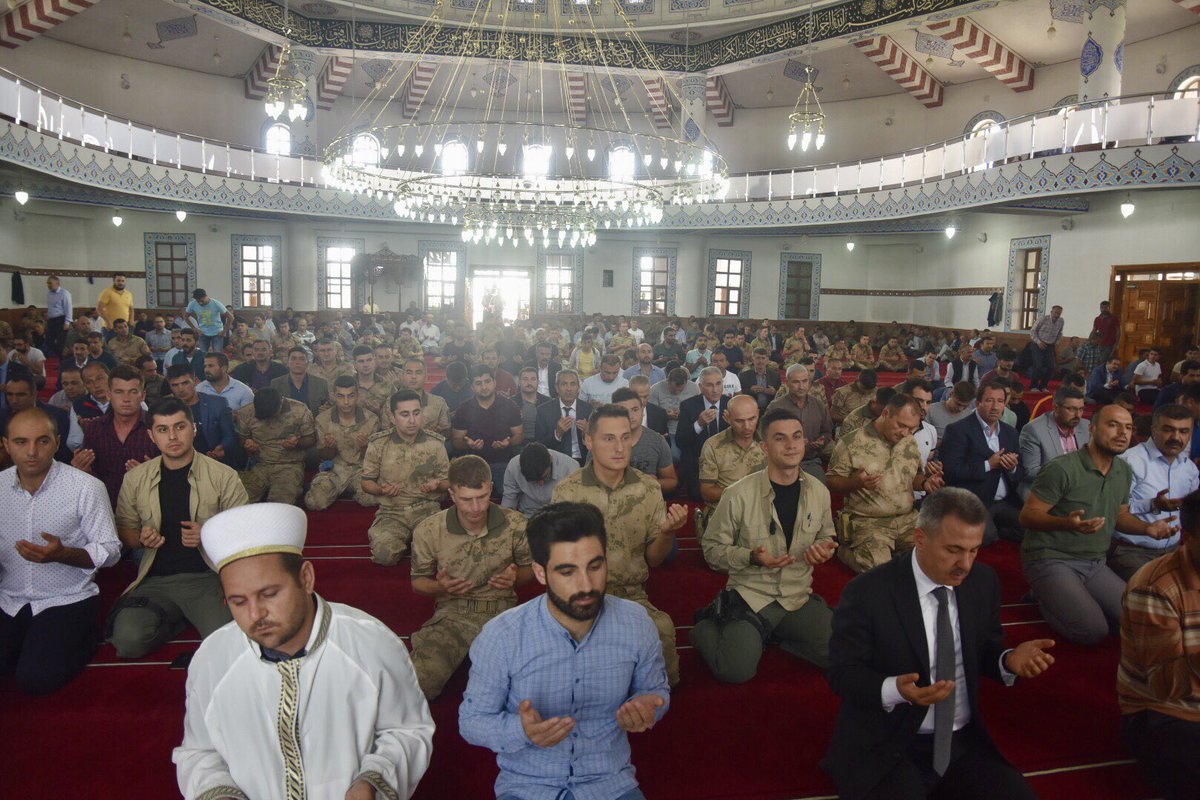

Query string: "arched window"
[[964, 110, 1004, 138], [1175, 75, 1200, 99], [350, 133, 380, 166], [522, 144, 552, 179], [441, 140, 469, 175], [607, 145, 635, 182], [264, 123, 291, 156]]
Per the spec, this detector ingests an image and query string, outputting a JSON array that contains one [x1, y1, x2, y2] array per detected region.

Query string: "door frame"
[[466, 265, 534, 328], [1109, 262, 1200, 364]]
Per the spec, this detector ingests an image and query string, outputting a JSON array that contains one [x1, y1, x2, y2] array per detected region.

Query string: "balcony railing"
[[0, 65, 1197, 202]]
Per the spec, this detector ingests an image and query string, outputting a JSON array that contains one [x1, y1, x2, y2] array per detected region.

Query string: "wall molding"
[[821, 286, 1002, 297]]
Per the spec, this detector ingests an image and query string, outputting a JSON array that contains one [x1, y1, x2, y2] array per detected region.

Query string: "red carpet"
[[0, 503, 1154, 799]]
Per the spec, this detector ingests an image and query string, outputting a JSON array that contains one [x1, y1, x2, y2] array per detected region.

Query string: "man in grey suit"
[[1018, 386, 1090, 501]]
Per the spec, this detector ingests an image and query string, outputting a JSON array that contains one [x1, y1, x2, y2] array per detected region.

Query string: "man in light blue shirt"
[[1111, 403, 1199, 580], [45, 275, 72, 356], [501, 443, 579, 517], [685, 334, 714, 380], [621, 343, 666, 385], [183, 289, 230, 354], [196, 352, 254, 412], [460, 501, 669, 800]]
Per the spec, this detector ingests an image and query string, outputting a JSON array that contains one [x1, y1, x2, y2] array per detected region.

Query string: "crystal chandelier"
[[322, 0, 729, 248], [786, 1, 827, 153], [265, 41, 308, 122]]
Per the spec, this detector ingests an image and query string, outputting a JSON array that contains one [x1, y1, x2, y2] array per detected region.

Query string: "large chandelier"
[[322, 0, 729, 248], [786, 0, 827, 153]]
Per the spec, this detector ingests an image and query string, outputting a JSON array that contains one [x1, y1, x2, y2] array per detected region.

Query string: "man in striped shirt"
[[1118, 488, 1200, 800]]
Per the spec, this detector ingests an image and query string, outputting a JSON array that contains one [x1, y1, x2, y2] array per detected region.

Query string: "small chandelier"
[[787, 65, 826, 152], [265, 42, 307, 122]]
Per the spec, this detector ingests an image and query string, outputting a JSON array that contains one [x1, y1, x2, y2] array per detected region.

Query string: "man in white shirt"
[[1133, 348, 1164, 404], [628, 319, 646, 345], [580, 355, 629, 406], [711, 351, 742, 397], [899, 379, 942, 501], [417, 313, 442, 353], [0, 407, 120, 695], [1109, 404, 1199, 580], [175, 503, 434, 800], [197, 352, 254, 412]]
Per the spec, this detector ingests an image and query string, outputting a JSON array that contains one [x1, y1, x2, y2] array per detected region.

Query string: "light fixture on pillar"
[[1120, 194, 1135, 218], [13, 189, 28, 205], [786, 2, 826, 152], [175, 209, 188, 222], [112, 212, 124, 227], [846, 240, 855, 252], [944, 224, 957, 239]]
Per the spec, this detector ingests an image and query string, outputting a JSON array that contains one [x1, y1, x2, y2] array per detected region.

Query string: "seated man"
[[136, 354, 165, 400], [48, 364, 87, 411], [607, 387, 677, 494], [828, 394, 942, 574], [1154, 359, 1200, 409], [401, 357, 452, 438], [830, 369, 877, 427], [695, 408, 838, 683], [698, 395, 766, 536], [361, 389, 450, 565], [553, 405, 688, 686], [234, 388, 316, 505], [927, 381, 977, 444], [459, 501, 669, 800], [0, 373, 77, 465], [1118, 488, 1200, 800], [166, 364, 237, 468], [432, 361, 474, 413], [766, 364, 832, 482], [623, 343, 666, 386], [230, 338, 287, 392], [1019, 404, 1136, 645], [8, 334, 46, 389], [502, 442, 578, 517], [824, 336, 852, 370], [941, 380, 1025, 544], [304, 376, 380, 511], [0, 407, 120, 695], [107, 319, 152, 367], [452, 365, 524, 494], [1109, 404, 1198, 580], [110, 398, 248, 659], [176, 503, 434, 800], [73, 361, 113, 421], [739, 348, 781, 412], [73, 364, 159, 508], [850, 335, 877, 371], [349, 345, 395, 420], [409, 455, 532, 700], [165, 329, 205, 379], [269, 346, 329, 417], [1017, 387, 1089, 501], [876, 336, 909, 372], [580, 355, 630, 407], [824, 488, 1051, 800], [677, 367, 731, 500], [1132, 348, 1165, 405], [534, 368, 593, 464], [839, 386, 896, 440]]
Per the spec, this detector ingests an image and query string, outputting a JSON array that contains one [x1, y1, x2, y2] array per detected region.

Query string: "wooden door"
[[782, 259, 814, 320], [1157, 283, 1199, 367], [1118, 281, 1199, 366], [1119, 282, 1159, 365]]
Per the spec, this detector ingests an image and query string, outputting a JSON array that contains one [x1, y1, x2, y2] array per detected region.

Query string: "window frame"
[[707, 249, 751, 318], [316, 237, 365, 311], [264, 122, 291, 156]]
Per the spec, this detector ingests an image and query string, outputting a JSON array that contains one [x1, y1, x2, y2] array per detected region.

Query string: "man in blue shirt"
[[166, 364, 239, 468], [183, 289, 230, 355], [460, 501, 669, 800], [45, 275, 72, 356]]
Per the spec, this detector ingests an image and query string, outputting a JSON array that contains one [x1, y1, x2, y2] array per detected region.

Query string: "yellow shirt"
[[97, 287, 135, 328], [578, 349, 596, 378]]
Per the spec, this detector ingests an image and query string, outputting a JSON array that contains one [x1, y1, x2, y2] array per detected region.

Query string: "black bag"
[[694, 588, 769, 647]]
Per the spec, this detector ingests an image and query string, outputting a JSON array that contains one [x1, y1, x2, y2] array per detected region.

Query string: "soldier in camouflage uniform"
[[107, 319, 152, 366], [607, 320, 638, 361], [823, 336, 852, 371], [394, 328, 424, 363], [226, 321, 254, 361], [235, 387, 318, 504], [374, 342, 403, 387], [552, 404, 688, 685], [697, 395, 766, 536], [304, 375, 380, 510], [876, 336, 909, 372], [849, 335, 877, 371], [782, 326, 811, 365], [830, 369, 878, 427], [308, 338, 353, 386], [827, 393, 941, 573], [361, 388, 450, 565], [838, 386, 894, 440], [350, 344, 396, 419], [402, 357, 452, 438], [409, 455, 532, 699]]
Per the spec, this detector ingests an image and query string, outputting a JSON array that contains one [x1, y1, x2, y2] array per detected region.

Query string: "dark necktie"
[[563, 406, 575, 454], [933, 586, 956, 776]]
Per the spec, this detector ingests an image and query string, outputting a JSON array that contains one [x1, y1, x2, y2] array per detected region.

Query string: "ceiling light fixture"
[[944, 225, 957, 239], [786, 2, 826, 152], [264, 1, 308, 122], [112, 212, 124, 227], [175, 209, 187, 222], [212, 35, 222, 66], [1120, 194, 1135, 218], [14, 189, 28, 205], [122, 14, 132, 44], [846, 241, 855, 252]]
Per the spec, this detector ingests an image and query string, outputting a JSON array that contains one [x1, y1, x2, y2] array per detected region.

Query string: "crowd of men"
[[1, 278, 1197, 800]]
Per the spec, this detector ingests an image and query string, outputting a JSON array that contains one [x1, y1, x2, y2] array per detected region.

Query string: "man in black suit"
[[676, 366, 730, 500], [940, 380, 1025, 544], [627, 375, 668, 436], [530, 342, 561, 400], [824, 488, 1055, 800], [738, 347, 782, 411], [1, 372, 74, 465], [533, 368, 592, 464]]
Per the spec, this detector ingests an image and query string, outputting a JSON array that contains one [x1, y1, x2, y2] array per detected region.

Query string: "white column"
[[1079, 0, 1126, 101]]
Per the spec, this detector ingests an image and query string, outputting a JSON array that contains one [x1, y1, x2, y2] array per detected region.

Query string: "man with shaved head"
[[697, 394, 767, 535]]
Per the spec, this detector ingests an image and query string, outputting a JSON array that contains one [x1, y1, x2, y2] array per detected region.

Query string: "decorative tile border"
[[821, 287, 1002, 297], [632, 247, 677, 317], [706, 249, 751, 318], [418, 240, 468, 312], [1004, 235, 1051, 333], [1168, 64, 1200, 94], [535, 247, 585, 315], [231, 234, 283, 310], [964, 110, 1005, 134], [143, 232, 197, 309], [778, 253, 821, 320], [316, 236, 365, 311], [2, 123, 1197, 232]]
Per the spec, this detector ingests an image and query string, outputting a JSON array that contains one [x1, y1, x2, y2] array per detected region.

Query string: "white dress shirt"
[[0, 461, 121, 616], [880, 553, 1016, 733], [977, 412, 1007, 501], [556, 399, 583, 459], [693, 397, 723, 435], [913, 420, 937, 500], [537, 365, 550, 398], [1116, 439, 1200, 550]]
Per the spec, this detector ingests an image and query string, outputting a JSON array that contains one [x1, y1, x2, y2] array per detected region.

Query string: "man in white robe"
[[174, 503, 435, 800]]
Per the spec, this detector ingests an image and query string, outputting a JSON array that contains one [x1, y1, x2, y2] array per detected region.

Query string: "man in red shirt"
[[1093, 300, 1121, 361], [817, 359, 846, 407]]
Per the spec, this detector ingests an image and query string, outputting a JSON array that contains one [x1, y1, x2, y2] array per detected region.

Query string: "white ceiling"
[[38, 0, 1200, 110]]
